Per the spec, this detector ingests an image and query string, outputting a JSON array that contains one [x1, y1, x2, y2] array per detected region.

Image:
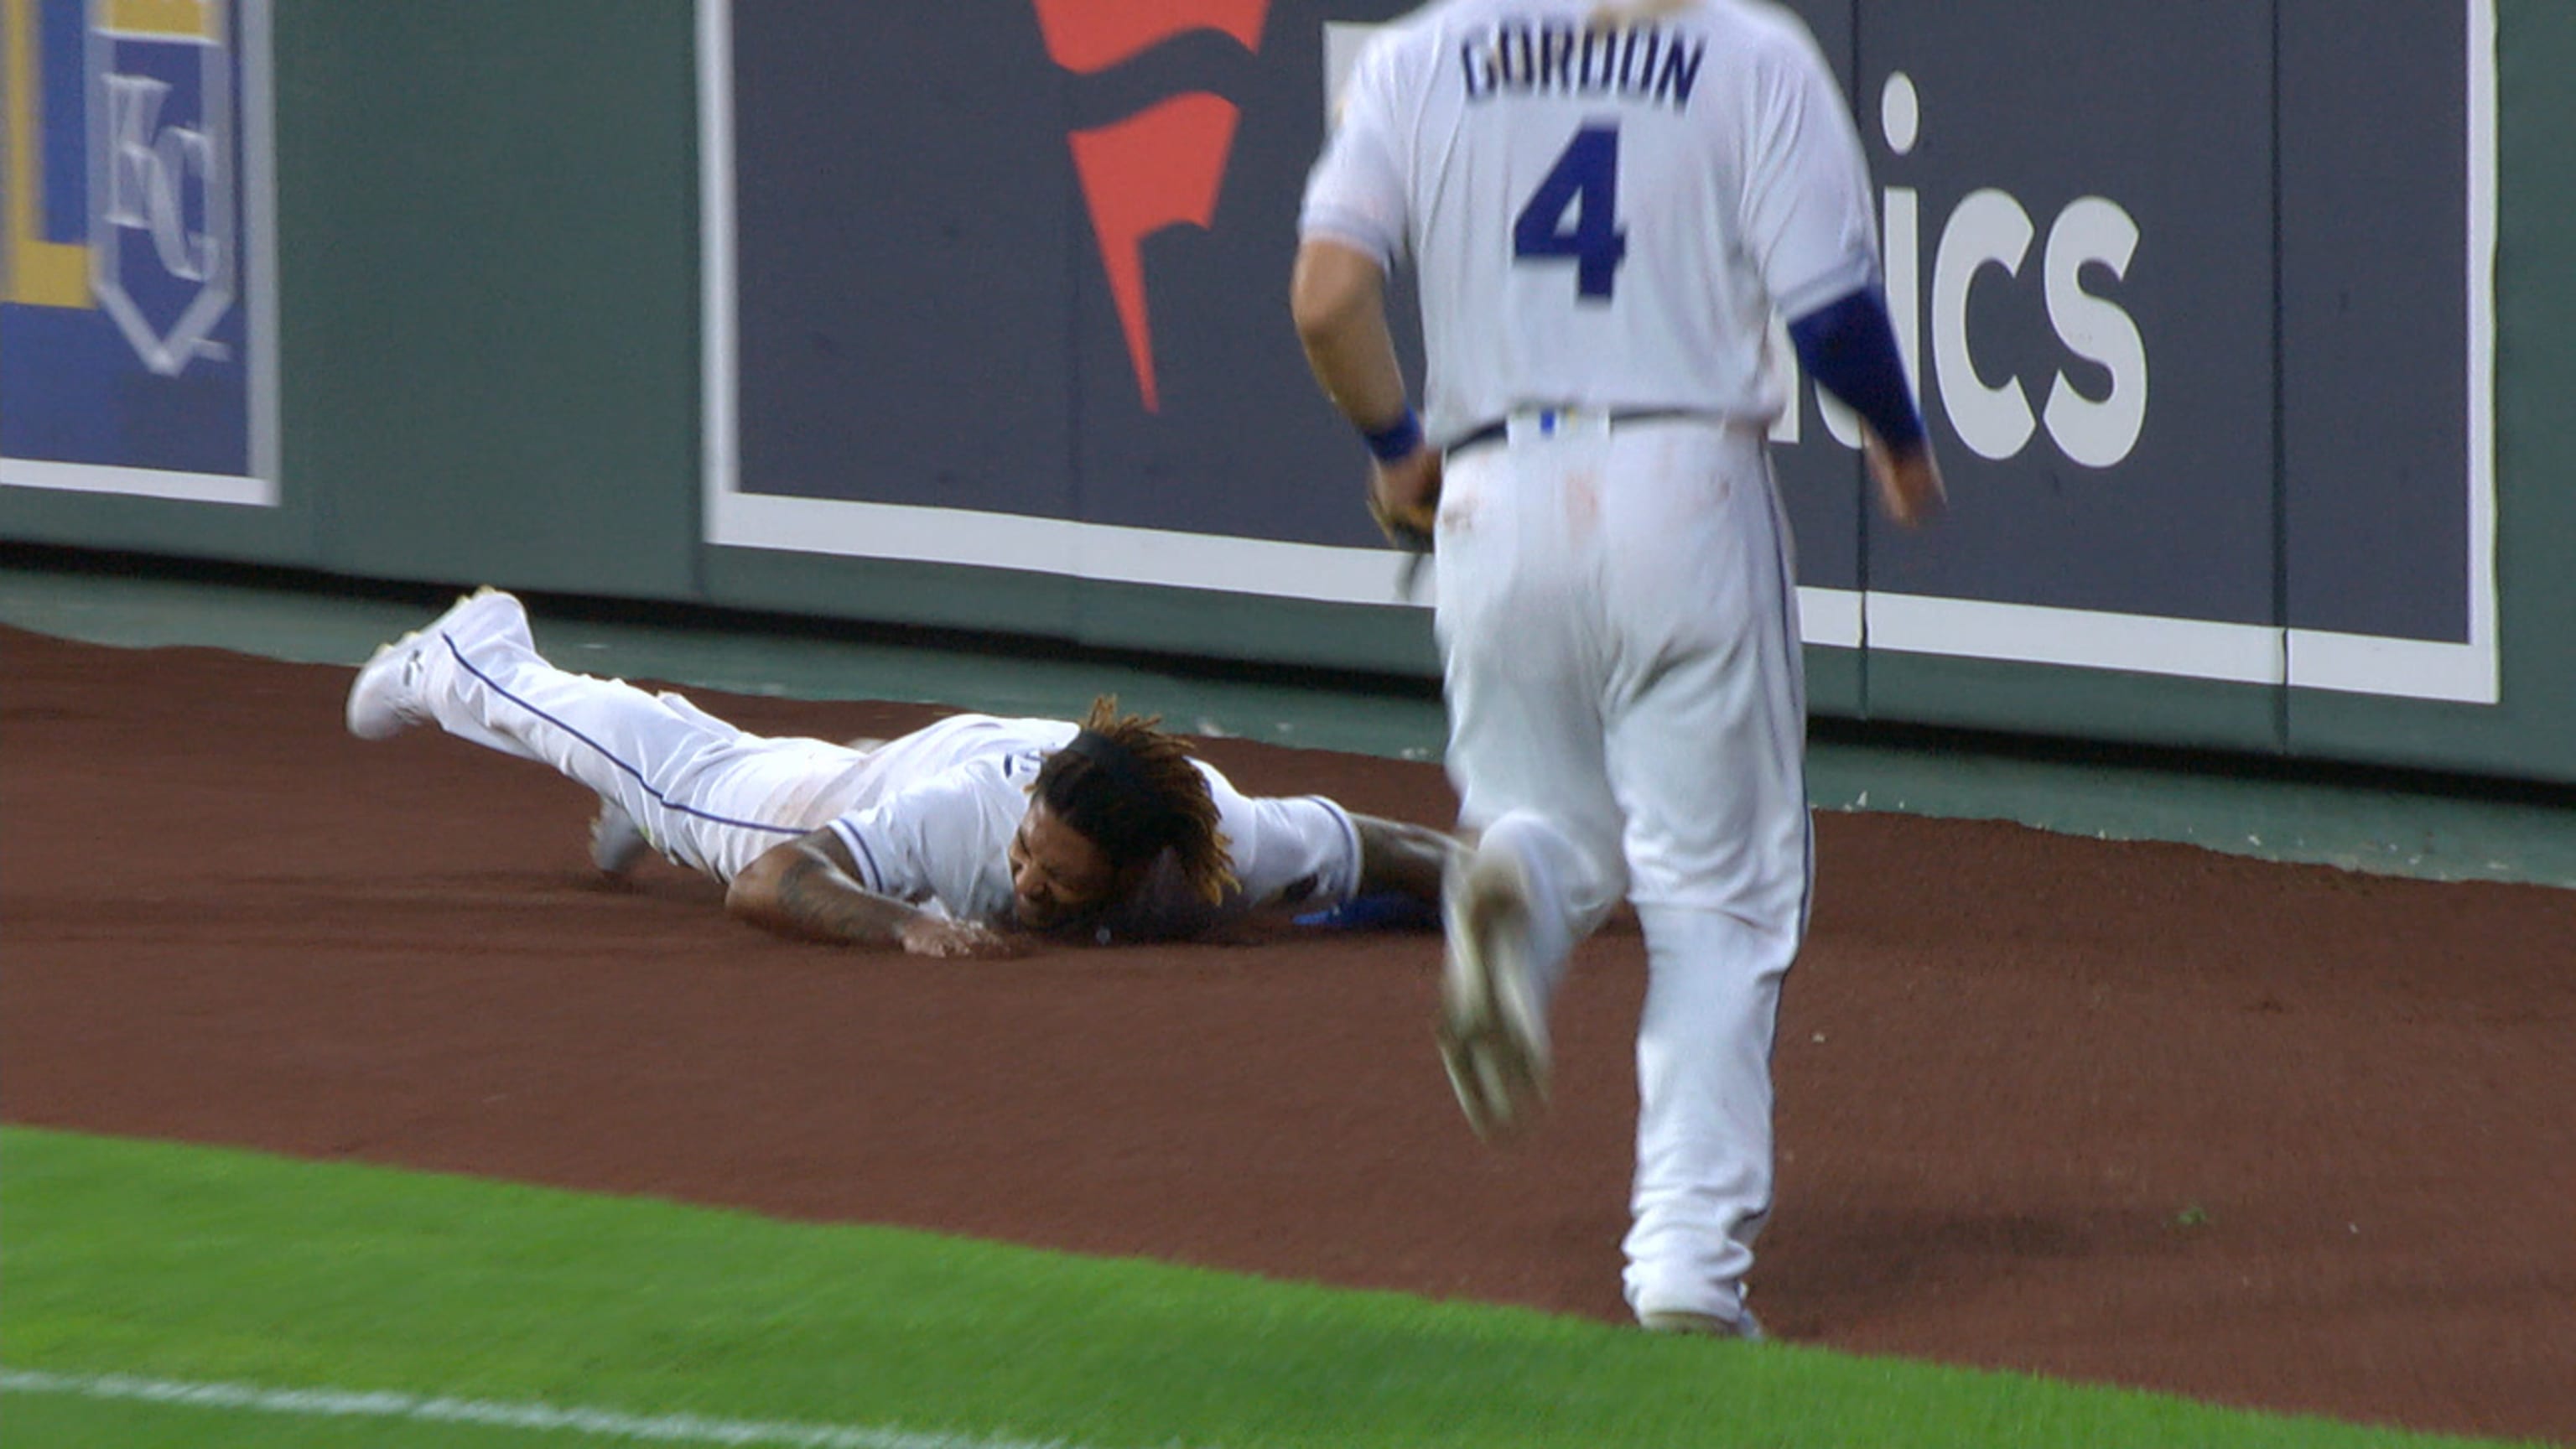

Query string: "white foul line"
[[0, 1368, 1124, 1449]]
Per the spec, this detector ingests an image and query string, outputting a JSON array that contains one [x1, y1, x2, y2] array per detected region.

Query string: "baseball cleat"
[[1639, 1309, 1766, 1343], [1436, 842, 1553, 1143], [589, 797, 654, 875], [345, 588, 512, 740]]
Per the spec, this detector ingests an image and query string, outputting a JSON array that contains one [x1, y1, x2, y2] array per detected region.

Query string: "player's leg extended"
[[1598, 425, 1811, 1333], [1431, 440, 1629, 1136], [349, 590, 819, 880], [1621, 904, 1796, 1333]]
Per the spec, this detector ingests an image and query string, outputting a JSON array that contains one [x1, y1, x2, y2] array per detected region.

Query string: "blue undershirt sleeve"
[[1787, 286, 1926, 452]]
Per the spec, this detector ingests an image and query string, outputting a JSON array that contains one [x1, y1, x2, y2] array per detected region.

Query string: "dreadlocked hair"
[[1031, 696, 1237, 905]]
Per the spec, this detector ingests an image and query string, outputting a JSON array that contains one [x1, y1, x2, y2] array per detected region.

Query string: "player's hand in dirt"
[[897, 915, 1025, 959]]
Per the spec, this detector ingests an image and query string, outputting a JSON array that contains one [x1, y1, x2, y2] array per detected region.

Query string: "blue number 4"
[[1512, 125, 1626, 301]]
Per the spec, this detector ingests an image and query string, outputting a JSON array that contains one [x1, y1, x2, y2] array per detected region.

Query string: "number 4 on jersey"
[[1513, 125, 1627, 301]]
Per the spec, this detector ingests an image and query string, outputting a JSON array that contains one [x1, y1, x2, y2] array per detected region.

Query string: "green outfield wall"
[[4, 0, 2570, 783]]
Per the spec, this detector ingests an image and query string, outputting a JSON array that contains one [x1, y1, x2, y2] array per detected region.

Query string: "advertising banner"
[[1845, 0, 2494, 703], [2, 0, 275, 506], [705, 0, 1429, 607], [704, 0, 2494, 702]]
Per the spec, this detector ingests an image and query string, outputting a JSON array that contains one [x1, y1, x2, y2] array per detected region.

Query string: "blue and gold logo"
[[6, 0, 235, 376]]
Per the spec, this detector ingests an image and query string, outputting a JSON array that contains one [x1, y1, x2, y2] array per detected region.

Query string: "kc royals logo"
[[87, 0, 235, 377]]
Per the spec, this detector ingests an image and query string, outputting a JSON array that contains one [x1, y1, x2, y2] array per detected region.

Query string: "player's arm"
[[726, 829, 1018, 960], [1291, 242, 1405, 439], [1291, 240, 1440, 542], [1351, 811, 1463, 904], [1737, 29, 1945, 527], [1294, 34, 1435, 544], [1786, 287, 1945, 527]]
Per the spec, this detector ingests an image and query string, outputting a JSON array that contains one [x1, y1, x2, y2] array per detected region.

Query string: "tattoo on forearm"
[[774, 851, 907, 945]]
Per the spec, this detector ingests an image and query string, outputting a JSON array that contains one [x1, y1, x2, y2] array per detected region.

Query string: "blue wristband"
[[1788, 287, 1926, 451], [1361, 407, 1423, 463]]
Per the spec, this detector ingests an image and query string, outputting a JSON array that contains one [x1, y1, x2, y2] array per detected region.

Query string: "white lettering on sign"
[[1774, 70, 2148, 469], [106, 71, 218, 283]]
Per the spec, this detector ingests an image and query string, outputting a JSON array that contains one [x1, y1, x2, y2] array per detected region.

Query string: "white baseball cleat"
[[1639, 1308, 1767, 1343], [589, 797, 654, 875], [1436, 839, 1554, 1143], [345, 587, 512, 740]]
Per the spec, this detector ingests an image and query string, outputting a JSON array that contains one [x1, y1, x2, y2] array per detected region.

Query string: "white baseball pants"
[[407, 593, 854, 882], [1434, 415, 1810, 1326]]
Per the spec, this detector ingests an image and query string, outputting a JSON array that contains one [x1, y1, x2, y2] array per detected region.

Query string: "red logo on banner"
[[1033, 0, 1270, 413]]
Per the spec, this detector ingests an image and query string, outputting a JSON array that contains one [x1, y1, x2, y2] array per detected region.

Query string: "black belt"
[[1446, 408, 1720, 456]]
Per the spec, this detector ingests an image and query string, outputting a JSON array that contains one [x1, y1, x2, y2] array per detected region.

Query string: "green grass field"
[[0, 1127, 2532, 1449]]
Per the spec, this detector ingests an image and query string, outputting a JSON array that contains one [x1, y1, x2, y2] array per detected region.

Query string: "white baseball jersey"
[[1299, 0, 1880, 444], [395, 591, 1363, 938], [818, 714, 1364, 936]]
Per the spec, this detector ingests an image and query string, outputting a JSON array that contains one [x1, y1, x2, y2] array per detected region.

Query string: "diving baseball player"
[[1293, 0, 1944, 1338], [345, 589, 1456, 957]]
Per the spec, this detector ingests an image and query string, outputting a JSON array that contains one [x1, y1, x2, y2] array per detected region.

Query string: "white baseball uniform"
[[1301, 0, 1879, 1326], [392, 590, 1363, 935]]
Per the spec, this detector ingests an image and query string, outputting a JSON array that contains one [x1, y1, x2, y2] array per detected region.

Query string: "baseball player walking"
[[1294, 0, 1942, 1338], [345, 589, 1457, 957]]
